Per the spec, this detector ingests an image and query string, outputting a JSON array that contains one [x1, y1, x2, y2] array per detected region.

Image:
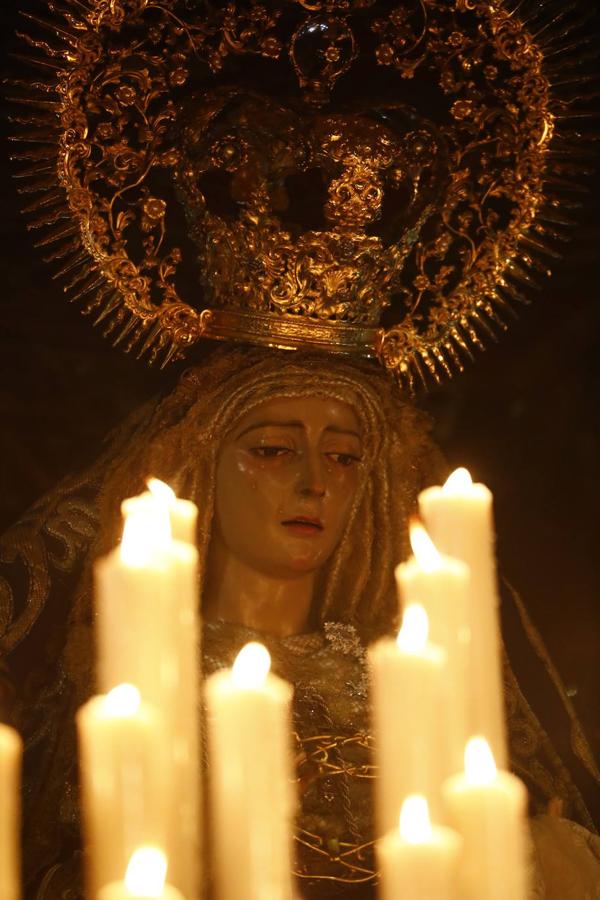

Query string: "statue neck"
[[203, 539, 315, 638]]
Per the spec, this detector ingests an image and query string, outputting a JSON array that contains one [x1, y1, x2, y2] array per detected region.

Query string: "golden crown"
[[10, 0, 592, 388]]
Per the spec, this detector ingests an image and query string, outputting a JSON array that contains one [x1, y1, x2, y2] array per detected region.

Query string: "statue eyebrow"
[[236, 420, 361, 439]]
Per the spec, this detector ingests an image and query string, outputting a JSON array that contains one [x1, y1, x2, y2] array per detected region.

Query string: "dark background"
[[1, 0, 598, 803]]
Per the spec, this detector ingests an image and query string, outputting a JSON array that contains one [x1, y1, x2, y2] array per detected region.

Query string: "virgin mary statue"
[[1, 0, 600, 897]]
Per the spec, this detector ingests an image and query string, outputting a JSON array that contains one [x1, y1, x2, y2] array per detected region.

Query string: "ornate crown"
[[10, 0, 594, 388]]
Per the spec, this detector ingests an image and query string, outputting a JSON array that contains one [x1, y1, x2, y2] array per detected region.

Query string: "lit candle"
[[205, 642, 295, 900], [442, 737, 528, 900], [95, 489, 201, 899], [0, 724, 22, 900], [98, 846, 185, 900], [77, 686, 168, 900], [121, 478, 198, 545], [369, 605, 446, 835], [396, 522, 471, 777], [419, 468, 507, 767], [377, 795, 461, 900]]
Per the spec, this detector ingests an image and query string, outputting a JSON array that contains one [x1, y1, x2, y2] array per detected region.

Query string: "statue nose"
[[297, 453, 326, 498]]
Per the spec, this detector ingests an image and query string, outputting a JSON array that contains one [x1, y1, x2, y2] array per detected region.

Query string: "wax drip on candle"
[[396, 604, 429, 654], [125, 847, 168, 898], [409, 519, 442, 573], [147, 478, 176, 505], [231, 642, 271, 689], [464, 736, 497, 785], [103, 684, 141, 717], [399, 795, 433, 844], [443, 467, 473, 492]]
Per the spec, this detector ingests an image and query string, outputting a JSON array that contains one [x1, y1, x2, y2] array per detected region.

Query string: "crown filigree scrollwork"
[[9, 0, 593, 386]]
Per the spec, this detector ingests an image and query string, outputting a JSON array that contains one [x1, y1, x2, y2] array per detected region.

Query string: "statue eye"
[[327, 452, 361, 467], [251, 446, 292, 458]]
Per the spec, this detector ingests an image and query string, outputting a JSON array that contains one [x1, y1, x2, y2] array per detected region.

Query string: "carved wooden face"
[[212, 395, 364, 579]]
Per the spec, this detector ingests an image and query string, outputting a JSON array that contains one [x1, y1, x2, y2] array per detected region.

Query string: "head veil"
[[93, 345, 443, 636]]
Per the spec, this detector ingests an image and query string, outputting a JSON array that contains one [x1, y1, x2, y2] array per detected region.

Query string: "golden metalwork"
[[294, 731, 378, 884], [10, 0, 589, 386]]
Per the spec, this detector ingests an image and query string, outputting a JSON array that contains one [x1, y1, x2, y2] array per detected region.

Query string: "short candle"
[[369, 604, 446, 834], [205, 642, 295, 900], [442, 737, 528, 900], [98, 846, 185, 900], [77, 685, 168, 899], [0, 724, 22, 900], [377, 795, 461, 900]]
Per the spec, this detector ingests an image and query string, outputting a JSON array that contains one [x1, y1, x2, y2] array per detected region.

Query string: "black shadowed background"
[[1, 0, 598, 820]]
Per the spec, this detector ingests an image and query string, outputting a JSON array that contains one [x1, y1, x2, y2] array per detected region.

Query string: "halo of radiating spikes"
[[7, 0, 176, 368], [8, 0, 599, 387], [390, 0, 599, 392]]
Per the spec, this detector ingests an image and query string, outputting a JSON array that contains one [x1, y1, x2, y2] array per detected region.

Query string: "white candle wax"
[[205, 643, 295, 900], [396, 531, 471, 778], [95, 506, 201, 899], [369, 606, 446, 835], [442, 738, 528, 900], [0, 724, 22, 900], [377, 796, 461, 900], [77, 687, 168, 900], [419, 469, 507, 767]]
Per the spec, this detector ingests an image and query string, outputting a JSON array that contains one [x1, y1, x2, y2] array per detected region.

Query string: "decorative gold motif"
[[10, 0, 590, 385], [175, 88, 446, 339], [295, 732, 377, 884]]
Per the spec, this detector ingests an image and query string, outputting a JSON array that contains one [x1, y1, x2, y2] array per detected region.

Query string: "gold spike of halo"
[[9, 0, 597, 389]]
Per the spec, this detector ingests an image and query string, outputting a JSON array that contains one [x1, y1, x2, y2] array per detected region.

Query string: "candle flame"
[[125, 847, 168, 897], [396, 604, 429, 653], [120, 502, 171, 566], [103, 684, 141, 717], [409, 520, 441, 572], [443, 467, 473, 492], [399, 795, 433, 844], [231, 642, 271, 689], [464, 736, 498, 785], [147, 478, 176, 505]]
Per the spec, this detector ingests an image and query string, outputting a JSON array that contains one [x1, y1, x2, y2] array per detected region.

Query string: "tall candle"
[[77, 686, 168, 899], [95, 491, 201, 899], [369, 605, 446, 835], [98, 847, 185, 900], [377, 795, 461, 900], [121, 478, 198, 545], [442, 737, 528, 900], [396, 523, 471, 777], [0, 724, 22, 900], [419, 468, 507, 767], [205, 643, 295, 900]]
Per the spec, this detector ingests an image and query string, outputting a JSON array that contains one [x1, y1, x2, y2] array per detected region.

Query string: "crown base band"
[[200, 308, 383, 358]]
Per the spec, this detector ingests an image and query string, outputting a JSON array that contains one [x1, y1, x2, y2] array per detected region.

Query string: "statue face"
[[214, 396, 363, 579]]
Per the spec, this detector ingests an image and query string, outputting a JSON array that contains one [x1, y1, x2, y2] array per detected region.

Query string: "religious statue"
[[1, 0, 599, 898]]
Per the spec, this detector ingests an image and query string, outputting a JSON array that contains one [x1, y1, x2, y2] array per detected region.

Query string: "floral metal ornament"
[[8, 0, 596, 389]]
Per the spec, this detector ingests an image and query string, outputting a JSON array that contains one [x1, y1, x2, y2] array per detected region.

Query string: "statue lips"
[[281, 516, 324, 536]]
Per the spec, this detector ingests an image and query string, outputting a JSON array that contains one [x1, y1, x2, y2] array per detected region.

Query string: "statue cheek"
[[227, 455, 299, 517], [325, 471, 359, 526]]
